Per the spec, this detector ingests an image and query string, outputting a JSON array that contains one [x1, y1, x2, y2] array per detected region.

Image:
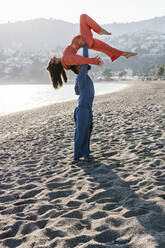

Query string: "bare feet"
[[122, 52, 138, 59], [70, 159, 80, 164], [77, 37, 85, 47], [99, 28, 112, 35]]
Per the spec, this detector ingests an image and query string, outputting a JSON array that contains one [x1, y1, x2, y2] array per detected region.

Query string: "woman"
[[47, 14, 137, 89]]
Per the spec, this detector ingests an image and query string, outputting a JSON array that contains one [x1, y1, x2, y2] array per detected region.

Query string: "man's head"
[[69, 65, 91, 74]]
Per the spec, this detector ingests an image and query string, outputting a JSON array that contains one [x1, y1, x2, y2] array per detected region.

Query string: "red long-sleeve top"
[[61, 35, 100, 70]]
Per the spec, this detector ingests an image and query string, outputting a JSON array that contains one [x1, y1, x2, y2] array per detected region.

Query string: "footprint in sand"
[[37, 204, 54, 215], [46, 180, 73, 190], [20, 219, 47, 235], [90, 211, 108, 219], [94, 229, 119, 243], [62, 210, 83, 219], [123, 208, 148, 218], [159, 194, 165, 200], [66, 200, 82, 208], [17, 183, 38, 191], [77, 193, 89, 200], [0, 221, 22, 239], [0, 183, 13, 190], [20, 189, 42, 199], [0, 205, 25, 216], [14, 199, 36, 206], [47, 190, 73, 201], [0, 193, 19, 203], [2, 238, 26, 248], [44, 228, 65, 240], [103, 203, 118, 211], [64, 235, 91, 248], [18, 160, 40, 166]]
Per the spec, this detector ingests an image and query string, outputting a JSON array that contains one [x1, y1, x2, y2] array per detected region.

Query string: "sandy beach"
[[0, 81, 165, 248]]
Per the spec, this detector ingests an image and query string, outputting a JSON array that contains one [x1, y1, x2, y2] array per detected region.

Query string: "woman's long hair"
[[47, 60, 67, 89]]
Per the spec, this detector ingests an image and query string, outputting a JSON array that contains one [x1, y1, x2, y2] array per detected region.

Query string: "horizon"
[[0, 0, 165, 25], [0, 15, 164, 26]]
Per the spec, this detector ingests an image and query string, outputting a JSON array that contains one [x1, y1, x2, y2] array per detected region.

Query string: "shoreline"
[[0, 81, 130, 117], [0, 79, 138, 85], [0, 81, 165, 247]]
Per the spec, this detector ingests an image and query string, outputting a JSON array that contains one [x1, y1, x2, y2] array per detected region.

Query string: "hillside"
[[104, 16, 165, 36], [0, 16, 165, 83], [0, 16, 164, 50]]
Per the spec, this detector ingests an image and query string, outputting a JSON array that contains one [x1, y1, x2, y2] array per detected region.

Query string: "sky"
[[0, 0, 165, 24]]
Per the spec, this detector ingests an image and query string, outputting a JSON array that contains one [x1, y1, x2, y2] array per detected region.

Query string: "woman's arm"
[[63, 54, 102, 66]]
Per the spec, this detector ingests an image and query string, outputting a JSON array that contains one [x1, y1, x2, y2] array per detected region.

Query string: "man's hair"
[[47, 60, 67, 89], [69, 65, 91, 74]]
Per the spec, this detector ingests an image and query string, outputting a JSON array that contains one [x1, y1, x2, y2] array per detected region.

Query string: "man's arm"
[[77, 44, 89, 83], [83, 43, 88, 57]]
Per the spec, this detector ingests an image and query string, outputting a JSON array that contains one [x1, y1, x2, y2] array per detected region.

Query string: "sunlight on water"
[[0, 83, 128, 116]]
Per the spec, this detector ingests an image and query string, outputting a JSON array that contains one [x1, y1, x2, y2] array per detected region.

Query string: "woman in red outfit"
[[47, 14, 137, 89]]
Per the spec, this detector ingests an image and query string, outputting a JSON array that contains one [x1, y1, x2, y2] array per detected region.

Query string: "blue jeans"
[[74, 106, 93, 160]]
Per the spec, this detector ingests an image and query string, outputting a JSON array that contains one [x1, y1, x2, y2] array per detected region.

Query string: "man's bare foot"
[[122, 52, 138, 59], [70, 159, 80, 165], [99, 28, 111, 35]]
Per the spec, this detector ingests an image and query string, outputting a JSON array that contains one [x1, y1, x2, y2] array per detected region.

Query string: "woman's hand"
[[95, 55, 104, 66]]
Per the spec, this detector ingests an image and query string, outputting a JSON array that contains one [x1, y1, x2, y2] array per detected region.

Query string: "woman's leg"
[[79, 14, 137, 62], [62, 54, 101, 68], [80, 14, 102, 48], [92, 38, 123, 62], [92, 38, 137, 62]]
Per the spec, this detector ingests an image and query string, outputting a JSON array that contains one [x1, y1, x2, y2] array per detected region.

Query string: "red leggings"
[[80, 14, 123, 62]]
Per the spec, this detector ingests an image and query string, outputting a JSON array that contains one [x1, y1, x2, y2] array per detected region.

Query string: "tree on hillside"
[[101, 68, 112, 80], [119, 70, 127, 78], [157, 64, 165, 78], [147, 64, 156, 77]]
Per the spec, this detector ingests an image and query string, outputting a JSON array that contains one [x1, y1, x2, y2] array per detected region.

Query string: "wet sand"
[[0, 81, 165, 248]]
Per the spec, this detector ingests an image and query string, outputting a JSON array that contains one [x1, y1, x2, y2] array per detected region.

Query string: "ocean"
[[0, 82, 128, 116]]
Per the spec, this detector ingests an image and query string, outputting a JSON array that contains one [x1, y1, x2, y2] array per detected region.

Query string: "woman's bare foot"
[[99, 28, 111, 35], [77, 37, 85, 47], [122, 52, 138, 59]]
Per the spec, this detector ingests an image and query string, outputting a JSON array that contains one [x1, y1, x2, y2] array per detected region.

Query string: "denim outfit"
[[74, 44, 94, 160]]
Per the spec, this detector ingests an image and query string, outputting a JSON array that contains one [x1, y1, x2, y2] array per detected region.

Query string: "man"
[[72, 44, 103, 163]]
